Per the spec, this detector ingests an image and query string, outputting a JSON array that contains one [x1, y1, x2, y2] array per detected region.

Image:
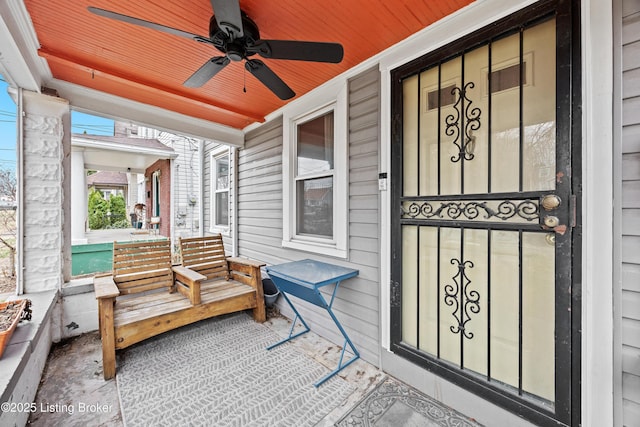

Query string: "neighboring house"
[[151, 127, 203, 241], [70, 132, 177, 244], [120, 122, 206, 242], [85, 170, 128, 201], [0, 1, 636, 427], [72, 120, 205, 244]]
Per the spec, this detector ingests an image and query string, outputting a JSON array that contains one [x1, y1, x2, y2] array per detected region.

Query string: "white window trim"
[[282, 84, 348, 258], [210, 147, 231, 236]]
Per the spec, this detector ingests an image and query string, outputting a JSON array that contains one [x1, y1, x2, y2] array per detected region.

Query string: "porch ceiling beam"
[[83, 163, 146, 175], [38, 48, 264, 124], [73, 137, 178, 159], [54, 78, 245, 147]]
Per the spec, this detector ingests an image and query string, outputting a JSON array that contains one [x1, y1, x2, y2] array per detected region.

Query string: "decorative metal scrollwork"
[[444, 258, 479, 339], [402, 200, 539, 222], [445, 82, 482, 163]]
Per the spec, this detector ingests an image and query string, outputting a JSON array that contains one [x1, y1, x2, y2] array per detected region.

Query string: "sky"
[[0, 75, 114, 173], [0, 77, 17, 172]]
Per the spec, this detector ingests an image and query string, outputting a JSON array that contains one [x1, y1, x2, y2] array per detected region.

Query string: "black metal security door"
[[389, 1, 580, 426]]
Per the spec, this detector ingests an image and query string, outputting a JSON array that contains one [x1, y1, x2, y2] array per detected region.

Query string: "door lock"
[[541, 194, 561, 211]]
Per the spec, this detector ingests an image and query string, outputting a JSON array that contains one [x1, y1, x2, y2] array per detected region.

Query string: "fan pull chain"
[[243, 66, 247, 93]]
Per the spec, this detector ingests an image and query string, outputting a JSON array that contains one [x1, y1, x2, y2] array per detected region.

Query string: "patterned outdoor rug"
[[116, 313, 353, 426], [335, 377, 483, 427]]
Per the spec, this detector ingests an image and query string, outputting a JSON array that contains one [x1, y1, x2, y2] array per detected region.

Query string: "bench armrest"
[[173, 266, 206, 305], [226, 257, 265, 291], [226, 257, 266, 270], [172, 266, 206, 284], [94, 275, 120, 300]]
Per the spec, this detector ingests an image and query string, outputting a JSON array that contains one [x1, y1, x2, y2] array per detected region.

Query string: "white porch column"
[[71, 149, 87, 245], [20, 90, 70, 293]]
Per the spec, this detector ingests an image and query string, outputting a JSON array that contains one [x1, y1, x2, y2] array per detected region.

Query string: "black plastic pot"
[[262, 278, 280, 307]]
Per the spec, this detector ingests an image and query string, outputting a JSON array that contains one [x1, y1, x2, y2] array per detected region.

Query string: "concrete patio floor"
[[26, 309, 385, 426]]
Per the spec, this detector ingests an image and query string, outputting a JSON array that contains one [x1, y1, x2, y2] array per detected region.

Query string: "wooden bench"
[[94, 236, 265, 380]]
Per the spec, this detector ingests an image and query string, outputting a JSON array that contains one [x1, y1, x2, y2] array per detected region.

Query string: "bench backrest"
[[112, 239, 173, 295], [179, 234, 230, 280]]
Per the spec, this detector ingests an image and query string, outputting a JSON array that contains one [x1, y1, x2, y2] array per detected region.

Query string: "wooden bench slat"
[[180, 235, 224, 245], [116, 276, 173, 290], [114, 264, 173, 276], [118, 281, 173, 296], [182, 250, 225, 263], [114, 252, 171, 264], [113, 240, 171, 250]]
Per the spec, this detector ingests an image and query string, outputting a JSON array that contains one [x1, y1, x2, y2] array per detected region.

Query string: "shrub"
[[107, 219, 131, 229], [88, 188, 109, 229], [108, 194, 127, 226], [87, 190, 128, 230]]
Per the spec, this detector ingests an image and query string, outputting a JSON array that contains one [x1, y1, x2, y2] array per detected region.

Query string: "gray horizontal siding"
[[621, 2, 640, 425], [237, 67, 381, 365]]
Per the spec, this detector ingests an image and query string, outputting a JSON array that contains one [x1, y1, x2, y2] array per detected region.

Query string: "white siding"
[[167, 137, 200, 240], [237, 67, 381, 364], [143, 127, 202, 241], [621, 1, 640, 425]]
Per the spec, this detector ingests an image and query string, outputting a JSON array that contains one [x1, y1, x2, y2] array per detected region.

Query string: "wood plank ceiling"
[[24, 0, 474, 129]]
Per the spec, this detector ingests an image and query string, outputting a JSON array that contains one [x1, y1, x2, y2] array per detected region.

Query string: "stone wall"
[[21, 91, 70, 293]]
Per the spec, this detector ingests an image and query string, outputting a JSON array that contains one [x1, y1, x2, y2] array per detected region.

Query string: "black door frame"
[[389, 1, 581, 425]]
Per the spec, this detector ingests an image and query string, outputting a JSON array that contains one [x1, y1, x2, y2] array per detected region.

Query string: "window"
[[282, 85, 348, 258], [489, 62, 525, 93], [211, 149, 230, 231], [152, 170, 161, 217], [296, 112, 334, 238], [426, 84, 457, 110]]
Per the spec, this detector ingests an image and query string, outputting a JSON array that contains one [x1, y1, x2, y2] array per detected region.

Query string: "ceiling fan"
[[88, 1, 344, 100]]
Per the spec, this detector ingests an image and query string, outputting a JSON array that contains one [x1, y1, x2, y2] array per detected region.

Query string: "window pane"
[[215, 192, 228, 226], [296, 176, 333, 237], [297, 112, 334, 176], [216, 156, 229, 190]]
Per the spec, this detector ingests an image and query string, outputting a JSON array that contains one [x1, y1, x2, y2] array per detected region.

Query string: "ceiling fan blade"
[[209, 0, 244, 39], [184, 57, 230, 87], [245, 60, 295, 100], [256, 40, 344, 63], [88, 7, 210, 43]]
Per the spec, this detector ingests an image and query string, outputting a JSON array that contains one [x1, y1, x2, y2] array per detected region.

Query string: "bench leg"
[[253, 298, 266, 323], [99, 298, 117, 380], [249, 266, 266, 322]]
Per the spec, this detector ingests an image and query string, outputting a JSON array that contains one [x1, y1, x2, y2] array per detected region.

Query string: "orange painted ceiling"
[[24, 0, 474, 129]]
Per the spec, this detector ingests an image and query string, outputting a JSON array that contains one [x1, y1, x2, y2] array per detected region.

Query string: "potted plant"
[[0, 299, 32, 358]]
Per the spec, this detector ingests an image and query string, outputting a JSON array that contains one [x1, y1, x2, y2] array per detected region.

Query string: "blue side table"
[[265, 259, 359, 387]]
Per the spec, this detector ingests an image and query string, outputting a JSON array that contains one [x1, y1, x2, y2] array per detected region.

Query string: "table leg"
[[266, 291, 310, 350], [313, 305, 360, 387]]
